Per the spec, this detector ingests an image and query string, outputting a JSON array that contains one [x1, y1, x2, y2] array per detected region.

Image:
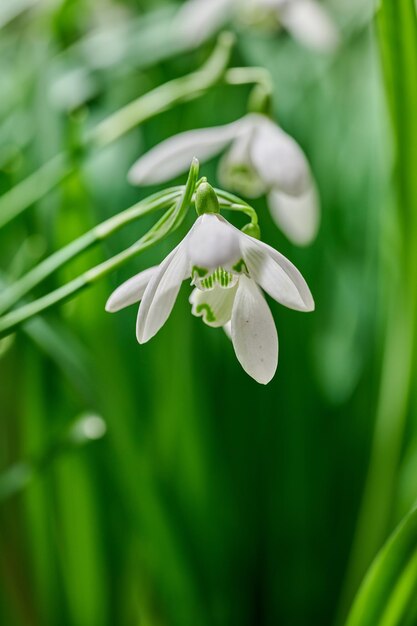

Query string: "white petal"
[[223, 320, 232, 339], [128, 122, 241, 185], [136, 242, 189, 343], [231, 275, 278, 384], [186, 214, 241, 271], [280, 0, 340, 52], [250, 115, 312, 196], [268, 183, 320, 246], [174, 0, 233, 48], [241, 235, 314, 311], [189, 284, 237, 327], [105, 266, 158, 313]]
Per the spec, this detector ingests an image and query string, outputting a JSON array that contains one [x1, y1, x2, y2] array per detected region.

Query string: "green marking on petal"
[[193, 267, 238, 291], [196, 303, 216, 323], [192, 266, 209, 278], [232, 259, 248, 274]]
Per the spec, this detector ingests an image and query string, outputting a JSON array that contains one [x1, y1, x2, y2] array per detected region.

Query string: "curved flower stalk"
[[175, 0, 339, 53], [128, 113, 320, 246], [106, 182, 314, 384], [0, 161, 200, 340]]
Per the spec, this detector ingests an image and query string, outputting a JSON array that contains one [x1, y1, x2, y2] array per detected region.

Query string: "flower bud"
[[195, 182, 220, 215]]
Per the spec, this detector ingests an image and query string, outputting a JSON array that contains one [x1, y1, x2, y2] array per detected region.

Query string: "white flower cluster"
[[105, 1, 333, 383]]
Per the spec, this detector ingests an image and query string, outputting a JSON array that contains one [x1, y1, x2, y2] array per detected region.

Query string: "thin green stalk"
[[0, 154, 71, 229], [225, 66, 273, 92], [345, 506, 417, 626], [0, 188, 182, 315], [215, 188, 259, 225], [0, 216, 167, 338], [0, 159, 198, 338], [0, 33, 234, 229], [90, 32, 235, 148], [338, 0, 417, 620]]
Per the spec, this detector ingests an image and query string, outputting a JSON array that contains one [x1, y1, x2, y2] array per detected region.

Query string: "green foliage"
[[346, 506, 417, 626], [1, 1, 417, 625]]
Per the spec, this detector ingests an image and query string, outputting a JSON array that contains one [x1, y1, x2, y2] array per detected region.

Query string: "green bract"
[[195, 181, 220, 215]]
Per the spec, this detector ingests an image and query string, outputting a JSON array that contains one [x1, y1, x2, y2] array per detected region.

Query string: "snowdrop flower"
[[175, 0, 339, 53], [106, 184, 314, 384], [128, 113, 319, 246]]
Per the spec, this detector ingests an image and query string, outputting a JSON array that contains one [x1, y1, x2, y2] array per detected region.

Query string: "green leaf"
[[0, 159, 199, 338], [346, 506, 417, 626]]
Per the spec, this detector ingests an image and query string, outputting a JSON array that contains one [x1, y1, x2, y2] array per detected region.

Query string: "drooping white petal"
[[128, 122, 241, 185], [268, 182, 320, 246], [174, 0, 233, 48], [241, 234, 314, 311], [223, 320, 232, 339], [105, 266, 158, 313], [187, 214, 242, 271], [231, 275, 278, 384], [280, 0, 340, 53], [189, 284, 237, 327], [250, 114, 311, 196], [137, 242, 190, 344]]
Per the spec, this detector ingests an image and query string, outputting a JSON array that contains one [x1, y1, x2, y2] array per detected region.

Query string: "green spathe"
[[195, 182, 220, 215]]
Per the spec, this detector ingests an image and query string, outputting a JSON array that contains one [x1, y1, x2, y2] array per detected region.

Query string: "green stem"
[[345, 506, 417, 626], [0, 215, 168, 338], [225, 66, 273, 93], [216, 188, 259, 226], [0, 159, 198, 337], [90, 32, 235, 148], [0, 188, 182, 315], [0, 33, 234, 229], [0, 154, 71, 229]]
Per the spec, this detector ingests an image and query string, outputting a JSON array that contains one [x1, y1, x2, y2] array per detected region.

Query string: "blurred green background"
[[2, 1, 417, 625]]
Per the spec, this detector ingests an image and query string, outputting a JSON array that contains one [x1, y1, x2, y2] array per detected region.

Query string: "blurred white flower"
[[106, 211, 314, 384], [175, 0, 339, 52], [128, 113, 320, 246]]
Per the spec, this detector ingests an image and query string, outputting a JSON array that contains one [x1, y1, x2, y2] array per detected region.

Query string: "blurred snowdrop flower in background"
[[175, 0, 339, 52], [128, 113, 320, 246], [106, 186, 314, 384]]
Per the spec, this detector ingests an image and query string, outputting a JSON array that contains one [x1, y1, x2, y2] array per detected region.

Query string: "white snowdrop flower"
[[175, 0, 236, 49], [245, 0, 340, 51], [106, 206, 314, 384], [175, 0, 339, 53], [128, 113, 319, 246]]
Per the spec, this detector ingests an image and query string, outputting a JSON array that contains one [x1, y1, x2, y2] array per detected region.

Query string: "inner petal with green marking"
[[189, 284, 238, 328], [221, 161, 267, 198], [192, 266, 239, 291]]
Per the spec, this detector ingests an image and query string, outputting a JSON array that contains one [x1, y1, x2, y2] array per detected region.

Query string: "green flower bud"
[[242, 222, 261, 240], [195, 182, 220, 216]]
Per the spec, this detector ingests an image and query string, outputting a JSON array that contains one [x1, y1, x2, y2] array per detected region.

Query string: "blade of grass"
[[338, 0, 417, 618], [346, 506, 417, 626], [0, 33, 233, 229]]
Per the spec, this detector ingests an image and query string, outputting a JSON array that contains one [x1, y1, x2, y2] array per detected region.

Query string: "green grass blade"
[[346, 506, 417, 626]]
